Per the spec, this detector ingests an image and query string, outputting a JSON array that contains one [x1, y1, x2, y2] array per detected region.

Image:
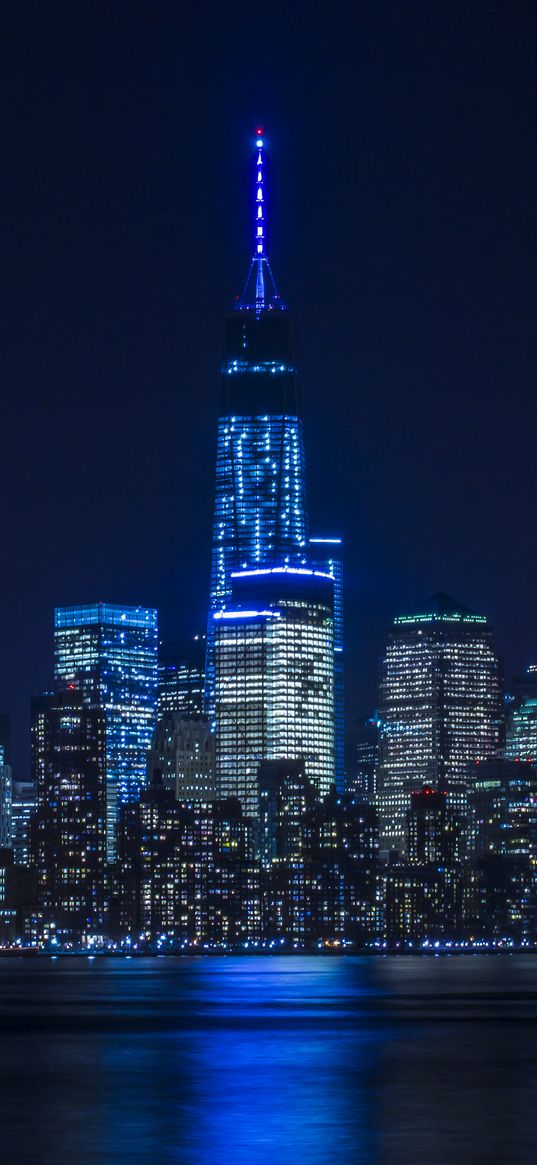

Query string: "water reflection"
[[0, 956, 536, 1164]]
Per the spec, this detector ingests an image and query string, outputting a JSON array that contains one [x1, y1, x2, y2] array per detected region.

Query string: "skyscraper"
[[206, 129, 309, 711], [54, 603, 158, 859], [505, 667, 537, 763], [0, 742, 12, 850], [376, 593, 501, 854], [157, 637, 205, 719], [12, 781, 37, 866], [309, 537, 344, 789], [214, 566, 335, 817], [35, 689, 107, 943]]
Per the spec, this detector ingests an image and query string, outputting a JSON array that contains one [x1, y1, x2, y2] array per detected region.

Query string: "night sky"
[[2, 1, 536, 775]]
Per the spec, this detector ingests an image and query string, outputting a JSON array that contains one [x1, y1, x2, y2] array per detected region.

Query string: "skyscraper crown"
[[235, 127, 285, 315]]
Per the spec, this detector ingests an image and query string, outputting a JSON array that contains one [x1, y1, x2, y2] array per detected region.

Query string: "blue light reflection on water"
[[1, 955, 537, 1165]]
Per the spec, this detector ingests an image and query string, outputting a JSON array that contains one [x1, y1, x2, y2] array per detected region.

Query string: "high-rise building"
[[506, 697, 537, 764], [35, 689, 107, 942], [54, 603, 158, 859], [214, 567, 335, 817], [148, 713, 216, 801], [206, 129, 309, 712], [12, 781, 37, 866], [376, 593, 501, 854], [258, 759, 319, 865], [468, 759, 537, 865], [157, 637, 205, 719], [346, 713, 380, 801], [309, 538, 344, 789], [510, 663, 537, 708], [0, 743, 12, 849], [407, 785, 467, 865]]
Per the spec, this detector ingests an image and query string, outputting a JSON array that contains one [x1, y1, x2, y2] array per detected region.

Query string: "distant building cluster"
[[1, 132, 536, 952]]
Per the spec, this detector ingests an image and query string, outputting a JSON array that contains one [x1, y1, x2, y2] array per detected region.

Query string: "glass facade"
[[506, 697, 537, 764], [310, 537, 344, 789], [214, 568, 335, 817], [206, 133, 309, 714], [54, 603, 158, 860], [157, 636, 205, 719], [12, 781, 37, 866], [376, 594, 501, 854], [206, 313, 309, 713]]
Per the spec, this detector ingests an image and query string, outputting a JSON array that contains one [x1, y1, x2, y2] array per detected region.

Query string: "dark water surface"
[[0, 954, 536, 1164]]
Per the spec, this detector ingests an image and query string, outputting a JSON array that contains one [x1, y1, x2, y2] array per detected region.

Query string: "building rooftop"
[[394, 593, 487, 626]]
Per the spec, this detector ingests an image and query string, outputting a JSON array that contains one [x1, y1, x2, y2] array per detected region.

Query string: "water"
[[0, 955, 536, 1164]]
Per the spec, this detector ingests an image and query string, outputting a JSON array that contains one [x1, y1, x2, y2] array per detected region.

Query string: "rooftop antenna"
[[239, 126, 282, 314], [254, 126, 266, 311]]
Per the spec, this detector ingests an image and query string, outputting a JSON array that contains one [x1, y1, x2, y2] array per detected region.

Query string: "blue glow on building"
[[54, 603, 158, 860], [206, 130, 309, 714]]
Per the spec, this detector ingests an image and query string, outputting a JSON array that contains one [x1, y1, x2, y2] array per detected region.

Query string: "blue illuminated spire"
[[205, 126, 308, 719], [239, 126, 282, 314]]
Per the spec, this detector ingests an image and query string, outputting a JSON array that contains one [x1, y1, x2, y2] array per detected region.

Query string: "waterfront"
[[0, 955, 535, 1164]]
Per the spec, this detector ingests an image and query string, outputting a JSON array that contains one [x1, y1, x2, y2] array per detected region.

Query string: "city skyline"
[[2, 5, 536, 778], [2, 9, 537, 1164]]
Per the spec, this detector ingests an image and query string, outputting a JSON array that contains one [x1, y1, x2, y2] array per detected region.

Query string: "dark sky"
[[2, 1, 536, 775]]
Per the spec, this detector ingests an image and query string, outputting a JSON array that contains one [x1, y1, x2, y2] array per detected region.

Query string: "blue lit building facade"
[[54, 603, 158, 860], [206, 131, 309, 713]]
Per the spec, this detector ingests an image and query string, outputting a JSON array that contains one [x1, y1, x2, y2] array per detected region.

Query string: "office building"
[[506, 695, 537, 764], [148, 713, 216, 801], [0, 743, 12, 850], [258, 759, 319, 864], [376, 593, 501, 853], [206, 130, 309, 712], [54, 603, 158, 859], [309, 537, 344, 790], [468, 759, 537, 865], [12, 781, 37, 866], [407, 785, 467, 865], [35, 689, 107, 943], [346, 714, 379, 801], [214, 567, 335, 816], [158, 637, 205, 718]]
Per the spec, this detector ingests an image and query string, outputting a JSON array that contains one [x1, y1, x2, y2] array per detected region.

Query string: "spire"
[[237, 126, 284, 315]]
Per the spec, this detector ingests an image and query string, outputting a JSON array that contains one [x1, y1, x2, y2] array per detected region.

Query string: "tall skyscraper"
[[206, 129, 309, 711], [309, 537, 344, 789], [35, 689, 107, 942], [214, 566, 335, 817], [54, 603, 158, 859], [376, 593, 501, 854]]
